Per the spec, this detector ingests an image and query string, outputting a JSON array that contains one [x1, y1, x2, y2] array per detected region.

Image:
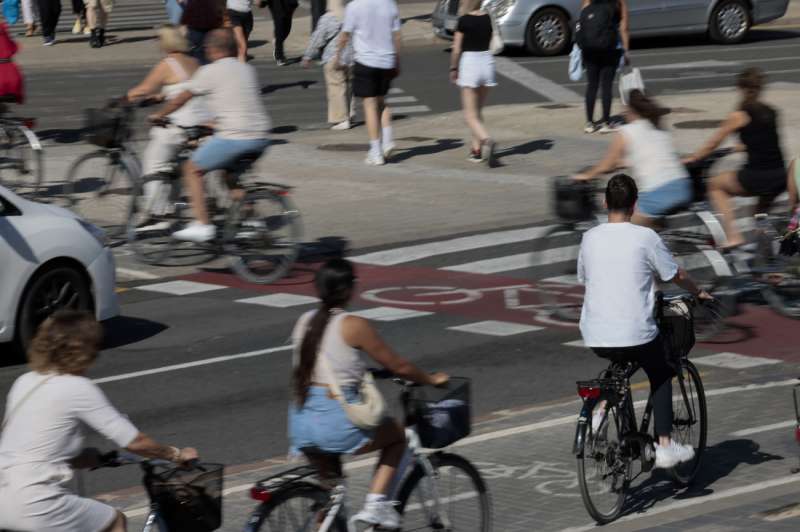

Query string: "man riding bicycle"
[[578, 175, 712, 469], [149, 28, 270, 243]]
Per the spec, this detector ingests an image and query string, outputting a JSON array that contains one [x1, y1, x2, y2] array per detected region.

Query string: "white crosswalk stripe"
[[12, 0, 172, 33]]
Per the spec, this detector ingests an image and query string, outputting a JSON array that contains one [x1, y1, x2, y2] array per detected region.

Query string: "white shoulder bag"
[[488, 12, 504, 55], [619, 66, 645, 106]]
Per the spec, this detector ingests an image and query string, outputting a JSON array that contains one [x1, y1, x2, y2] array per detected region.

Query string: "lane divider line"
[[730, 420, 796, 437]]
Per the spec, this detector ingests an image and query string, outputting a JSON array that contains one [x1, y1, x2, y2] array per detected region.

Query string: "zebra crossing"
[[10, 0, 171, 34]]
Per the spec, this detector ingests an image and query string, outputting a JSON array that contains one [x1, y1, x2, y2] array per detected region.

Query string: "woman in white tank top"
[[289, 259, 448, 529], [575, 90, 692, 227]]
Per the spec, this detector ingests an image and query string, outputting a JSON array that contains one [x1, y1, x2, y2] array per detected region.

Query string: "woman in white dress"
[[0, 311, 198, 532]]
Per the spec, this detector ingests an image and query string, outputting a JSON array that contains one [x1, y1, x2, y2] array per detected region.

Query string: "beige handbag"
[[317, 347, 386, 430], [489, 12, 505, 55]]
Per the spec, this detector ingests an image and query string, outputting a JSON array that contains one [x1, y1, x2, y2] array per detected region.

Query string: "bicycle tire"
[[670, 361, 708, 486], [223, 188, 303, 285], [576, 404, 631, 524], [761, 263, 800, 319], [127, 173, 181, 265], [245, 482, 346, 532], [0, 124, 43, 195], [536, 222, 594, 322], [65, 150, 136, 244], [396, 452, 491, 532]]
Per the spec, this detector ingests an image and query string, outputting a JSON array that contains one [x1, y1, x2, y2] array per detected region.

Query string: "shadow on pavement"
[[261, 80, 317, 94], [494, 139, 555, 166], [390, 138, 463, 163], [37, 128, 85, 144], [102, 316, 169, 350]]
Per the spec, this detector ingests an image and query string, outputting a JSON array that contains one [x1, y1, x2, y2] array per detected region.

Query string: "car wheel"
[[526, 8, 571, 56], [709, 0, 751, 44], [15, 266, 93, 355]]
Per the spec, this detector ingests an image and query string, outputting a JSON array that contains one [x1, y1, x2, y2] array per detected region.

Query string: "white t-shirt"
[[577, 223, 679, 347], [187, 57, 271, 140], [0, 372, 139, 474], [342, 0, 402, 69], [619, 119, 689, 193], [227, 0, 252, 11]]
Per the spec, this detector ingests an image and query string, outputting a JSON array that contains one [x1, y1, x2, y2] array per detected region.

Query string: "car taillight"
[[578, 385, 602, 400], [795, 425, 800, 445], [250, 486, 272, 502]]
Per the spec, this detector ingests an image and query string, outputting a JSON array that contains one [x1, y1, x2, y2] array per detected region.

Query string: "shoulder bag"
[[2, 375, 54, 431], [488, 12, 504, 55]]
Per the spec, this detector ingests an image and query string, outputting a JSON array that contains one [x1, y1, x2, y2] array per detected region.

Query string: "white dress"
[[0, 372, 139, 532]]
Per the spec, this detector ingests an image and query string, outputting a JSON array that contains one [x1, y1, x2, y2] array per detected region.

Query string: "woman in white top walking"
[[575, 90, 692, 227], [0, 311, 198, 532], [289, 258, 448, 530]]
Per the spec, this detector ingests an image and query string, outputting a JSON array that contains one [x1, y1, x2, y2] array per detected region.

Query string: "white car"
[[0, 185, 119, 354]]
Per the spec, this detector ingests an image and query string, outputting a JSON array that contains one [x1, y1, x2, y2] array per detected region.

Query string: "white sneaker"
[[382, 142, 396, 160], [671, 441, 696, 463], [352, 500, 401, 529], [364, 152, 386, 166], [331, 120, 351, 131], [135, 219, 171, 233], [598, 122, 617, 134], [654, 440, 694, 470], [172, 222, 215, 243]]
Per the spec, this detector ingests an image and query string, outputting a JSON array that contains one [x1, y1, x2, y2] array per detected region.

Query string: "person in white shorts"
[[449, 0, 497, 166], [0, 311, 198, 532]]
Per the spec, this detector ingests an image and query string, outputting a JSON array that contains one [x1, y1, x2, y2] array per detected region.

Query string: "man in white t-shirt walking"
[[336, 0, 401, 166], [578, 174, 712, 469]]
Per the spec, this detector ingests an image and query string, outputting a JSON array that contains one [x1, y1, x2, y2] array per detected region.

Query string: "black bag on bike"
[[84, 107, 128, 148], [658, 300, 696, 361], [146, 463, 224, 532], [553, 177, 597, 222], [412, 378, 471, 449], [576, 1, 618, 53]]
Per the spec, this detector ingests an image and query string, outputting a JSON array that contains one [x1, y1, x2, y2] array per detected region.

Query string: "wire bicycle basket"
[[658, 297, 696, 361], [144, 462, 224, 532]]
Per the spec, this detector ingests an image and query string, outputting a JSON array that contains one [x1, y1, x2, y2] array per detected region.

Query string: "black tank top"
[[456, 14, 492, 52], [739, 104, 785, 170]]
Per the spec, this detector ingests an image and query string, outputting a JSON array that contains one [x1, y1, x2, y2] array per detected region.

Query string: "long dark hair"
[[293, 258, 356, 405], [737, 67, 764, 110], [628, 89, 670, 129]]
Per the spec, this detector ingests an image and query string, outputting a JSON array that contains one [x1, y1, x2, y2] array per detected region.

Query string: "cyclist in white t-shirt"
[[578, 175, 712, 469]]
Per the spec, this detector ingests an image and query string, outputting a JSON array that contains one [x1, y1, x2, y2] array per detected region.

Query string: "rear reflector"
[[578, 386, 602, 400], [795, 426, 800, 444], [23, 118, 36, 129], [250, 486, 272, 502]]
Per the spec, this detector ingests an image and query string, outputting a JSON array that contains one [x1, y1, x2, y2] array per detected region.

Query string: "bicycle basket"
[[553, 177, 597, 222], [411, 378, 471, 449], [83, 107, 129, 148], [145, 463, 224, 532], [659, 300, 695, 360]]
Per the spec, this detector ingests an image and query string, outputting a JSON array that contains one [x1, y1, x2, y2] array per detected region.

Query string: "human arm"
[[649, 234, 711, 299], [127, 61, 168, 101], [303, 15, 334, 66], [393, 29, 402, 75], [789, 159, 799, 212], [335, 31, 351, 69], [342, 316, 448, 386], [669, 268, 712, 300], [683, 111, 750, 164], [449, 31, 464, 83], [149, 90, 194, 121], [618, 0, 630, 59], [574, 132, 626, 180]]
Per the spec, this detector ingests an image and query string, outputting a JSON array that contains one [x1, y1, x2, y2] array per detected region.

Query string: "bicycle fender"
[[573, 399, 596, 457], [16, 125, 42, 151]]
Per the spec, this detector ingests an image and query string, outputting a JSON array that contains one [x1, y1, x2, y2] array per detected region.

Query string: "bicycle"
[[64, 98, 144, 245], [243, 371, 491, 531], [92, 450, 223, 532], [0, 97, 44, 195], [126, 119, 303, 285], [573, 293, 708, 524]]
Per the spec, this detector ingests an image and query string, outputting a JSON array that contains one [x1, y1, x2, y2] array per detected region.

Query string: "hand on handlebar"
[[176, 447, 199, 465], [148, 114, 170, 127], [428, 372, 450, 387]]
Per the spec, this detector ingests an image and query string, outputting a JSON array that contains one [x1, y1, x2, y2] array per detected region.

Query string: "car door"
[[659, 0, 711, 30], [627, 0, 666, 33]]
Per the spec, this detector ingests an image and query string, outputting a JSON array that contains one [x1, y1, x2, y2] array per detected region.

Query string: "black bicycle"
[[573, 293, 708, 524]]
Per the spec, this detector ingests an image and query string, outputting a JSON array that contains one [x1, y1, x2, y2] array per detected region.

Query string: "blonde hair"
[[158, 24, 190, 54], [461, 0, 484, 14], [28, 311, 103, 375]]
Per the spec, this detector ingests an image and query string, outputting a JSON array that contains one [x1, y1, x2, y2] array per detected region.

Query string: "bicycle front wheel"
[[397, 452, 491, 532], [577, 405, 631, 524], [224, 188, 303, 284], [0, 124, 43, 195], [246, 482, 345, 532], [670, 361, 708, 486], [66, 150, 135, 244]]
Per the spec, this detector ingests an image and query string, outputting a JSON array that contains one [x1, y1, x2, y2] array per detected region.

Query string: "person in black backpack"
[[577, 0, 629, 134]]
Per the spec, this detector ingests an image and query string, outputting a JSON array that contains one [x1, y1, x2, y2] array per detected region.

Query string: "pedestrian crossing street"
[[11, 0, 171, 34]]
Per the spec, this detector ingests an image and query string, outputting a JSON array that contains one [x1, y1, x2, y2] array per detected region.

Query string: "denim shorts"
[[637, 178, 692, 218], [191, 136, 269, 172], [288, 386, 375, 455]]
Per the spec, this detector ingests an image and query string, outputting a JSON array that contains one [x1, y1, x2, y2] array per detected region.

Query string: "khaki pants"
[[324, 62, 353, 124], [85, 0, 113, 29]]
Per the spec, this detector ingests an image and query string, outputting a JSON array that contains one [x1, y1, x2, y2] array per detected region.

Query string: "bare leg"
[[362, 97, 381, 142], [461, 88, 489, 152], [102, 511, 127, 532], [183, 160, 209, 225], [380, 100, 391, 129], [354, 419, 406, 495], [233, 25, 248, 62], [707, 171, 748, 248]]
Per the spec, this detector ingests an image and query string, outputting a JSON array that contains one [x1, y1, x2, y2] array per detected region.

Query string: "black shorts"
[[227, 9, 254, 38], [737, 166, 787, 197], [353, 62, 395, 98]]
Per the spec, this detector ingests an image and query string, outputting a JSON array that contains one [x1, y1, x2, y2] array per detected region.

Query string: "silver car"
[[432, 0, 790, 56]]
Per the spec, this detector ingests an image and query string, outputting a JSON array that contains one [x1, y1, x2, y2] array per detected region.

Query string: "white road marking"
[[386, 95, 418, 104], [693, 352, 783, 370], [566, 67, 800, 86], [116, 267, 159, 280], [349, 306, 434, 321], [730, 420, 796, 437], [639, 59, 741, 70], [495, 56, 582, 102], [388, 87, 404, 94], [404, 491, 479, 512], [93, 345, 292, 384], [442, 245, 580, 274], [391, 105, 432, 114], [351, 225, 556, 265], [448, 320, 544, 337], [237, 293, 320, 308], [560, 475, 800, 532], [563, 340, 586, 348], [134, 280, 225, 296]]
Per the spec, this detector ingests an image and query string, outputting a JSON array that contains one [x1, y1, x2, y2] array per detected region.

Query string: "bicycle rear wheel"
[[66, 150, 135, 244], [224, 188, 303, 285], [576, 405, 631, 524], [397, 452, 491, 532], [0, 124, 43, 195], [246, 482, 345, 532], [670, 361, 708, 486], [536, 223, 594, 322]]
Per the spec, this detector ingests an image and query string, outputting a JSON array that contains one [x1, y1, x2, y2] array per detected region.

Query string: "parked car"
[[432, 0, 790, 56], [0, 185, 119, 355]]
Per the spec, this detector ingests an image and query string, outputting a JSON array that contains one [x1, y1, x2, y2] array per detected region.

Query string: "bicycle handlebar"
[[94, 450, 200, 471], [368, 368, 422, 388]]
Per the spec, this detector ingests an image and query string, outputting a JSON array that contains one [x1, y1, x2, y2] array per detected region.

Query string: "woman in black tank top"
[[686, 68, 787, 249]]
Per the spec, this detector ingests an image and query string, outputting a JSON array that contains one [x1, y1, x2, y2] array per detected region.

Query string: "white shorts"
[[457, 51, 497, 89]]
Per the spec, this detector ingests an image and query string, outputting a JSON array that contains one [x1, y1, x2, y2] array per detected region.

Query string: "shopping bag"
[[619, 67, 644, 105], [568, 44, 584, 81], [3, 1, 21, 25], [489, 13, 504, 55]]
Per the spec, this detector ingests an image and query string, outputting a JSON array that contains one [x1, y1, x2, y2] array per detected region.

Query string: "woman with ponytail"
[[685, 67, 786, 249], [288, 258, 448, 530], [575, 89, 691, 227]]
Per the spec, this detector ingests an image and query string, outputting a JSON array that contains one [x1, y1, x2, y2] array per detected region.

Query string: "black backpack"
[[576, 1, 618, 52]]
